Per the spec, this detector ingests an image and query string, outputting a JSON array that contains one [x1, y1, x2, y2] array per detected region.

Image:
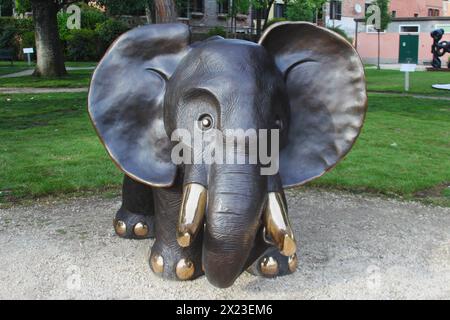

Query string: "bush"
[[95, 19, 129, 53], [327, 26, 353, 44], [79, 3, 107, 30], [0, 25, 16, 49], [57, 12, 72, 41], [58, 5, 107, 41], [207, 26, 227, 38], [15, 0, 31, 14], [65, 29, 100, 61]]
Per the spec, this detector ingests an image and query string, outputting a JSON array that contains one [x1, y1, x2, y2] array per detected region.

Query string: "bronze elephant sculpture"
[[88, 22, 367, 288]]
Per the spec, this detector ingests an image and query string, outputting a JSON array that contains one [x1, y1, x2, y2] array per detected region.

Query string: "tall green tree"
[[366, 0, 391, 70], [285, 0, 325, 22], [29, 0, 73, 77]]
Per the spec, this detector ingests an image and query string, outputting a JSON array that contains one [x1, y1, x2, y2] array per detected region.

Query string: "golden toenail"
[[288, 253, 298, 273], [260, 256, 278, 276], [150, 254, 164, 274], [176, 258, 195, 280], [114, 220, 126, 236], [133, 222, 148, 237]]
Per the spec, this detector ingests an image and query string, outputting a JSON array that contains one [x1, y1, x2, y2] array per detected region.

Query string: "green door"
[[399, 35, 419, 64]]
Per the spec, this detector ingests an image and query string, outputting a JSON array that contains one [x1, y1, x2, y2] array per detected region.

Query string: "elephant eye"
[[198, 114, 213, 131]]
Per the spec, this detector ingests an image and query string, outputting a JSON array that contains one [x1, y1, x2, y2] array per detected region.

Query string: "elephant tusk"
[[177, 183, 207, 247], [264, 192, 297, 256]]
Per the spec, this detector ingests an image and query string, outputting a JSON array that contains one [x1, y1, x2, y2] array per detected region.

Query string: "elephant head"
[[88, 22, 367, 288]]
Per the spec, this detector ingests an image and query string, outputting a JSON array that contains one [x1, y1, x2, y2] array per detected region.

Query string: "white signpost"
[[400, 64, 417, 92], [23, 48, 34, 66]]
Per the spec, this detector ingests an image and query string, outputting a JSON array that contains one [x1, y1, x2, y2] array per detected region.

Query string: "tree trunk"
[[31, 0, 66, 77], [153, 0, 178, 23]]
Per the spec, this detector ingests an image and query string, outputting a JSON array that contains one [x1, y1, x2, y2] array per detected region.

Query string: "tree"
[[366, 0, 391, 70], [286, 0, 325, 22], [251, 0, 274, 37], [30, 0, 71, 77], [153, 0, 177, 23]]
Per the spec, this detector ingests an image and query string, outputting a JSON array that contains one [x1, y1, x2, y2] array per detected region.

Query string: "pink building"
[[390, 0, 446, 17], [352, 1, 450, 65], [327, 0, 450, 38]]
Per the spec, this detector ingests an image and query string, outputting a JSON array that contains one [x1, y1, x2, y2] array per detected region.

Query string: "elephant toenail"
[[260, 256, 279, 277], [114, 220, 127, 236], [288, 253, 298, 273], [133, 222, 148, 237], [150, 254, 164, 274], [176, 258, 195, 280]]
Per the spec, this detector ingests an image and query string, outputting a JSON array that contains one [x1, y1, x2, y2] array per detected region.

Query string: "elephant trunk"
[[203, 163, 267, 288]]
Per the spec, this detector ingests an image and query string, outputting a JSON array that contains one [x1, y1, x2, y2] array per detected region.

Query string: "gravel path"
[[0, 189, 449, 300]]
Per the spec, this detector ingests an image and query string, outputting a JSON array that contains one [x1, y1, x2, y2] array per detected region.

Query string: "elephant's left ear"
[[88, 24, 191, 187], [259, 22, 367, 188]]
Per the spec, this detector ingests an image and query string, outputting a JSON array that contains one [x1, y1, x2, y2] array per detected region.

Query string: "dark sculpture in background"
[[431, 29, 450, 69], [88, 22, 367, 288]]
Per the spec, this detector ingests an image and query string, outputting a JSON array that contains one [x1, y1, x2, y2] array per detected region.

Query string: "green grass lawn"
[[0, 61, 97, 68], [0, 92, 449, 206], [0, 92, 122, 204], [365, 69, 450, 96], [0, 61, 96, 82], [1, 62, 449, 97], [0, 69, 93, 87], [312, 94, 450, 206]]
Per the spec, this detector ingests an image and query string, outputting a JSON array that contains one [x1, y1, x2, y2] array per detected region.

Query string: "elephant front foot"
[[149, 240, 204, 281], [247, 247, 298, 278], [113, 206, 155, 239]]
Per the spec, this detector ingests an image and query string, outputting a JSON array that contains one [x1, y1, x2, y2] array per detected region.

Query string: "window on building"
[[0, 1, 13, 16], [178, 0, 204, 17], [391, 10, 396, 18], [217, 0, 229, 14], [330, 0, 342, 20], [400, 25, 419, 33], [274, 3, 285, 18], [192, 0, 204, 12], [428, 8, 440, 16]]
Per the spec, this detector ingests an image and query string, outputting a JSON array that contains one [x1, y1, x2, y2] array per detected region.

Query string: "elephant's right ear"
[[88, 24, 191, 187]]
